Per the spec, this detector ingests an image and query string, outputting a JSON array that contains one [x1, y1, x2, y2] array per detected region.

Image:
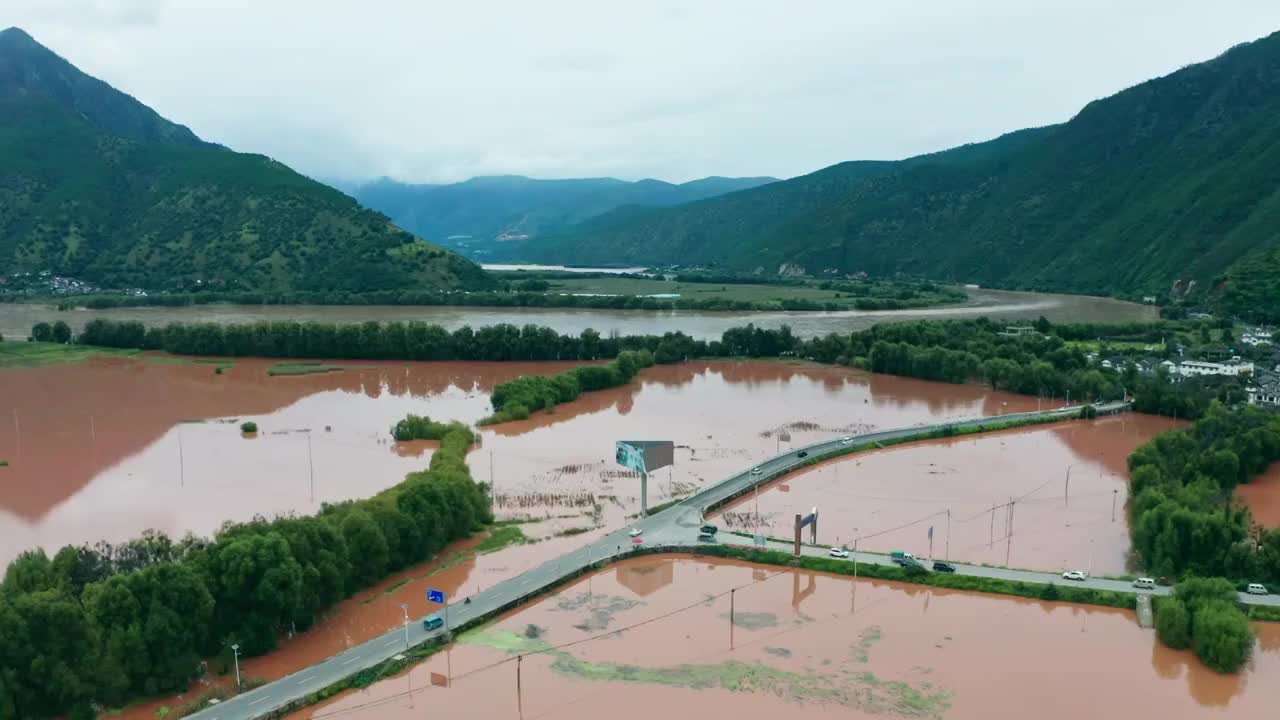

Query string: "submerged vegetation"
[[464, 627, 952, 717]]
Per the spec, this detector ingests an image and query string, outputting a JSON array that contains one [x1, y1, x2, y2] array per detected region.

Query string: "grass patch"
[[0, 340, 141, 369], [267, 361, 350, 376], [144, 356, 235, 370], [0, 460, 7, 467], [1249, 604, 1280, 622], [554, 526, 593, 537], [475, 525, 527, 554], [696, 545, 1137, 611]]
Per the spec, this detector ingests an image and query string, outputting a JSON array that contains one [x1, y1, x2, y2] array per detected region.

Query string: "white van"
[[1247, 583, 1269, 595], [1133, 577, 1156, 590]]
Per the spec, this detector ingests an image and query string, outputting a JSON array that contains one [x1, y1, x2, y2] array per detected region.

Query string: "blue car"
[[422, 614, 444, 631]]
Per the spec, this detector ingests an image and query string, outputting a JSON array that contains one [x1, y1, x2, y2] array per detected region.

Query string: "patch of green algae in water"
[[462, 628, 951, 718]]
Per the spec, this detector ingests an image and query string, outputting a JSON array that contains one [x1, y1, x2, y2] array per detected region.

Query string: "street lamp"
[[230, 643, 241, 690], [400, 603, 410, 650]]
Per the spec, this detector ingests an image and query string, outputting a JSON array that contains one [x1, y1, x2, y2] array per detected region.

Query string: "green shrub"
[[240, 421, 258, 433], [1155, 598, 1191, 649], [1192, 601, 1254, 673]]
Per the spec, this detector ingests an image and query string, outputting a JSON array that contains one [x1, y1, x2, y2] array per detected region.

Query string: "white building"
[[1243, 329, 1273, 347], [1178, 358, 1254, 378]]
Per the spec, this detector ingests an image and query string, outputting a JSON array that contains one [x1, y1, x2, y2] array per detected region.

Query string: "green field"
[[267, 361, 352, 376], [521, 275, 965, 310], [0, 340, 141, 369]]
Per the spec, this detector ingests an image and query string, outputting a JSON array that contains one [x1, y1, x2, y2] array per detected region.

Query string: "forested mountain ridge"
[[516, 31, 1280, 317], [349, 174, 777, 258], [0, 27, 490, 293]]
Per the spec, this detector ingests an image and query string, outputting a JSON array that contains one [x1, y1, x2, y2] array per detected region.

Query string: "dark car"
[[797, 451, 808, 458], [422, 615, 444, 631], [699, 524, 718, 535], [697, 533, 716, 542], [932, 561, 956, 573]]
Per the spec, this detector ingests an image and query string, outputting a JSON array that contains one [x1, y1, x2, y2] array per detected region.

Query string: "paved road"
[[190, 402, 1274, 719]]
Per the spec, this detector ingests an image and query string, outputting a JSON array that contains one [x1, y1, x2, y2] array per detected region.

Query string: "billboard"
[[615, 441, 674, 474]]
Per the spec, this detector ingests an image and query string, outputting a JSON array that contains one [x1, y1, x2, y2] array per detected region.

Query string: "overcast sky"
[[9, 1, 1280, 184]]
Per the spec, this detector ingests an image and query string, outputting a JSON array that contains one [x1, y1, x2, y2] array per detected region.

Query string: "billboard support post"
[[616, 441, 674, 517]]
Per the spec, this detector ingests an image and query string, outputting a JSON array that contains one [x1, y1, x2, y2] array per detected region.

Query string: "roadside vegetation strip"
[[479, 349, 655, 424], [266, 361, 351, 376]]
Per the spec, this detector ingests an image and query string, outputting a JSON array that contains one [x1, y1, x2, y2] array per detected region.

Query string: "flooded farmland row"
[[289, 555, 1280, 720]]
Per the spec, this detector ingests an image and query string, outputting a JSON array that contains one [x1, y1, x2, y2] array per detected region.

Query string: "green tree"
[[1192, 602, 1254, 672], [1155, 598, 1191, 649], [30, 322, 53, 342], [340, 509, 389, 587], [51, 321, 72, 344]]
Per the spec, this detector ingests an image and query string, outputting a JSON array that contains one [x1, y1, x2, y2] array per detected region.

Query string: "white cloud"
[[8, 0, 1280, 183]]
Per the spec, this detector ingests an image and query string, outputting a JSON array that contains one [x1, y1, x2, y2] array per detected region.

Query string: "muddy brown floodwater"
[[0, 286, 1155, 341], [289, 555, 1280, 720], [1237, 462, 1280, 529], [714, 414, 1184, 575], [0, 357, 1061, 567]]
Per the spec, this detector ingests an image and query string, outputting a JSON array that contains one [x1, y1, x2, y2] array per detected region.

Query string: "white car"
[[839, 437, 853, 445], [750, 466, 763, 476], [628, 528, 642, 537], [1062, 570, 1088, 581], [1247, 583, 1269, 595], [828, 547, 850, 559]]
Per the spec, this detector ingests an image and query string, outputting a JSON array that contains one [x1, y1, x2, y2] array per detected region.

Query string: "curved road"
[[190, 401, 1275, 720]]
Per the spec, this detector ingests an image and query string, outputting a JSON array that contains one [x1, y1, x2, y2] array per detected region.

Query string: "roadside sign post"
[[428, 588, 448, 634]]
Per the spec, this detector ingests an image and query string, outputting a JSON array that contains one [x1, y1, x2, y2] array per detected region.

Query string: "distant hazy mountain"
[[348, 174, 778, 259], [0, 27, 488, 293], [516, 31, 1280, 318]]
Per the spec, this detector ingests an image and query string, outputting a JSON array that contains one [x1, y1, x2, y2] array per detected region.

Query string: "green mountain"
[[516, 31, 1280, 317], [0, 27, 489, 293], [349, 174, 777, 260]]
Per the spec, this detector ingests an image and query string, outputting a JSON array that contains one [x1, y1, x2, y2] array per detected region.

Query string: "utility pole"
[[490, 451, 496, 514], [1005, 499, 1015, 567], [13, 409, 20, 460], [307, 433, 315, 502], [516, 654, 523, 717], [945, 509, 951, 561], [89, 415, 96, 443], [400, 603, 410, 650], [1112, 489, 1119, 522], [230, 644, 241, 690], [989, 503, 996, 547], [729, 588, 736, 649], [178, 426, 185, 486]]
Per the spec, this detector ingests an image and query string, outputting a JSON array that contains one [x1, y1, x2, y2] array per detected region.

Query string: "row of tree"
[[1155, 577, 1256, 672], [482, 350, 656, 424], [0, 419, 488, 719], [1127, 403, 1280, 583], [62, 317, 1240, 422], [29, 321, 72, 344]]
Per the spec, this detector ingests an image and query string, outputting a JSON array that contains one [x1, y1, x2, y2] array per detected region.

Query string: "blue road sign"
[[427, 589, 445, 604]]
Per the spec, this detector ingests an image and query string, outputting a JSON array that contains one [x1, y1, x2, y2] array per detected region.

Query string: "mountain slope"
[[349, 174, 777, 258], [521, 32, 1280, 308], [0, 27, 489, 293]]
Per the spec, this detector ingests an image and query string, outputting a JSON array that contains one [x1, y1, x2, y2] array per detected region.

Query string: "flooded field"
[[289, 555, 1280, 720], [0, 286, 1155, 341], [0, 357, 1176, 572], [0, 357, 1069, 567], [714, 414, 1184, 576], [1238, 462, 1280, 528]]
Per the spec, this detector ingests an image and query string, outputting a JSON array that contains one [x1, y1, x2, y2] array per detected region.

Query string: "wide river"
[[0, 286, 1155, 340]]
